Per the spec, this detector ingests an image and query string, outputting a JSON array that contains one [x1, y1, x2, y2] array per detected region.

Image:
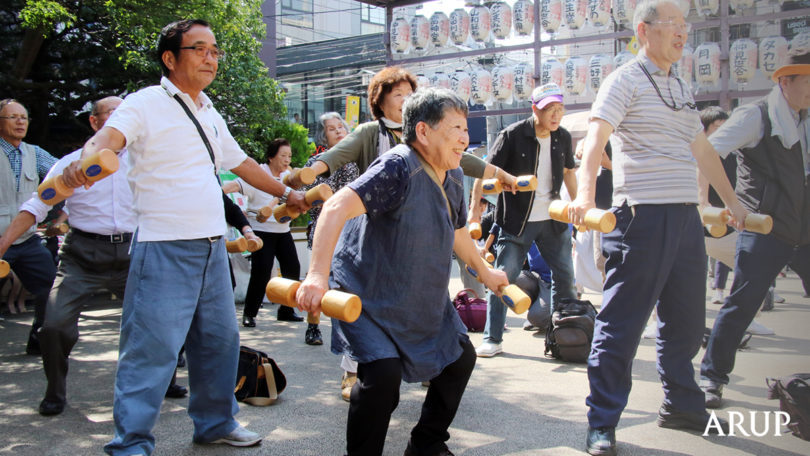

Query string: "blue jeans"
[[483, 220, 575, 344], [701, 232, 810, 385], [587, 204, 706, 428], [104, 236, 240, 456]]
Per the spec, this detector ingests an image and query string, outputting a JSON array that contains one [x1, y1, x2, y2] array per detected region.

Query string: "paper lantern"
[[564, 0, 588, 30], [541, 58, 565, 87], [791, 32, 810, 54], [589, 54, 614, 93], [430, 12, 450, 47], [492, 65, 515, 102], [450, 8, 471, 45], [588, 0, 611, 28], [429, 71, 451, 90], [470, 5, 492, 42], [490, 1, 513, 39], [695, 0, 719, 17], [613, 50, 635, 68], [410, 15, 430, 51], [759, 36, 789, 78], [415, 73, 430, 89], [390, 16, 410, 53], [542, 0, 563, 34], [612, 0, 637, 26], [471, 67, 493, 105], [564, 56, 588, 96], [450, 70, 472, 103], [729, 38, 758, 84], [673, 44, 694, 88], [729, 0, 754, 10], [513, 0, 536, 36], [514, 62, 535, 99], [695, 42, 721, 85]]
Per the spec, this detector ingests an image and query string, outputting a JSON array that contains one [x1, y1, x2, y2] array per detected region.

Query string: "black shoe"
[[657, 404, 728, 434], [305, 324, 323, 345], [585, 426, 616, 456], [165, 383, 188, 398], [242, 315, 256, 327], [700, 380, 724, 409], [403, 440, 454, 456], [39, 399, 65, 416], [277, 309, 303, 322]]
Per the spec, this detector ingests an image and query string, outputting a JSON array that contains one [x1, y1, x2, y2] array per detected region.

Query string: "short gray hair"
[[633, 0, 681, 38], [315, 112, 350, 147], [402, 88, 468, 146]]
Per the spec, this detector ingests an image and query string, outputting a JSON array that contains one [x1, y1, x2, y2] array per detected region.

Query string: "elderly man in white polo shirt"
[[62, 19, 311, 456], [569, 1, 748, 454]]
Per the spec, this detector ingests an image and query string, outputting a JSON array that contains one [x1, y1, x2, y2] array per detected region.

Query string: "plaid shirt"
[[0, 137, 57, 190]]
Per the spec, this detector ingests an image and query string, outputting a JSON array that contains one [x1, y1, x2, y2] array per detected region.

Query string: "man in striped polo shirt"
[[569, 1, 747, 454]]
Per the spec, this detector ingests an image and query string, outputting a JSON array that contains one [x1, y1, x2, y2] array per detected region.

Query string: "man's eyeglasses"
[[0, 115, 29, 122], [644, 20, 692, 34], [179, 45, 224, 60]]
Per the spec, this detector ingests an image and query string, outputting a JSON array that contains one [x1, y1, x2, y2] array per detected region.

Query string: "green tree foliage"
[[1, 0, 313, 164]]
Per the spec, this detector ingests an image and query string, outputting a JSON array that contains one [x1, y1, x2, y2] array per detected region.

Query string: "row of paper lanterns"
[[416, 34, 795, 103], [391, 0, 771, 52]]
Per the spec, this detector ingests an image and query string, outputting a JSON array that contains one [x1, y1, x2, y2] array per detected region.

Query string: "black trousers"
[[243, 230, 300, 318], [2, 235, 57, 343], [346, 338, 476, 456]]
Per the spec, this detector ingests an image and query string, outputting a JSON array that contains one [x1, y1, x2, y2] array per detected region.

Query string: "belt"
[[71, 228, 133, 244]]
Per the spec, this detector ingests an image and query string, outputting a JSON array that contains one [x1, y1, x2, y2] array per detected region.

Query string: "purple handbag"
[[453, 289, 488, 332]]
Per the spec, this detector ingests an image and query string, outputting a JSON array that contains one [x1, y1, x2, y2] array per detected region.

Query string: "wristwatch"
[[279, 186, 292, 204]]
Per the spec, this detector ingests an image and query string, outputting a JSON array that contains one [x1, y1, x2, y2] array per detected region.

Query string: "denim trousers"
[[587, 204, 706, 428], [701, 231, 810, 385], [104, 236, 240, 455], [483, 220, 576, 344]]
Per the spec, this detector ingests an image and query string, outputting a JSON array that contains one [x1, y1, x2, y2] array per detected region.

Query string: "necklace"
[[637, 60, 696, 112]]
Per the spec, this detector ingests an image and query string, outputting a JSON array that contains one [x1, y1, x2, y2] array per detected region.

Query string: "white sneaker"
[[746, 320, 775, 336], [712, 289, 724, 305], [773, 292, 785, 303], [642, 320, 657, 339], [475, 342, 503, 358], [211, 425, 262, 447]]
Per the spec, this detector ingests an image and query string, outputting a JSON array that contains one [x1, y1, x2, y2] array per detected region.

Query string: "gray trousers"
[[40, 231, 130, 403]]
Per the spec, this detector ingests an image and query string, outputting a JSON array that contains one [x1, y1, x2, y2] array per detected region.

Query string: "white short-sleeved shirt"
[[105, 77, 248, 241], [590, 50, 703, 206], [528, 135, 553, 222], [236, 165, 291, 233]]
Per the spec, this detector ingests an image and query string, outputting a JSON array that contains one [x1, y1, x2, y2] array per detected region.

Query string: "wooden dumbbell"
[[484, 251, 495, 263], [255, 206, 274, 223], [481, 175, 537, 195], [465, 262, 531, 314], [469, 222, 482, 240], [274, 184, 334, 223], [226, 237, 248, 253], [265, 277, 362, 323], [700, 207, 773, 235], [44, 223, 69, 237], [247, 237, 263, 252], [38, 149, 120, 205], [0, 260, 9, 278], [547, 200, 616, 233], [283, 167, 316, 189], [706, 224, 727, 238], [465, 260, 494, 283]]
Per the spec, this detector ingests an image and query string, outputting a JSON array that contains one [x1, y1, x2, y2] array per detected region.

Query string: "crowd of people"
[[1, 1, 809, 455]]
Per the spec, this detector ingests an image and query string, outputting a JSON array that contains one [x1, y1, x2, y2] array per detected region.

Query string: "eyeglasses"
[[179, 45, 224, 60], [0, 115, 29, 121], [645, 20, 692, 34], [544, 105, 566, 116]]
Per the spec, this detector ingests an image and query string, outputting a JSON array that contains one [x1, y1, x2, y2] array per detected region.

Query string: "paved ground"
[[1, 266, 809, 456]]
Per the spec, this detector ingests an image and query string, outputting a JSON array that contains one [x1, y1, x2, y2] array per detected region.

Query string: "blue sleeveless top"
[[329, 144, 469, 382]]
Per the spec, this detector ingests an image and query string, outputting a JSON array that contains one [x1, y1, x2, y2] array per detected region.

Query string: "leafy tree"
[[1, 0, 313, 165]]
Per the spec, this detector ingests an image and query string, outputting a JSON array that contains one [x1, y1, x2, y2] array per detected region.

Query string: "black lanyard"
[[637, 60, 696, 112]]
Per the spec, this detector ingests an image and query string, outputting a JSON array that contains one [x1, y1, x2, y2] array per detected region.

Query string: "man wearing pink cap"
[[470, 82, 578, 358]]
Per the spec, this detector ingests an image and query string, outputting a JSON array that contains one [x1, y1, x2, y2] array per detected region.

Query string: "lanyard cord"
[[637, 60, 696, 112]]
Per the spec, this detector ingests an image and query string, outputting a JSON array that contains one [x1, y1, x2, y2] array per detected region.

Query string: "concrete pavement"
[[1, 267, 809, 455]]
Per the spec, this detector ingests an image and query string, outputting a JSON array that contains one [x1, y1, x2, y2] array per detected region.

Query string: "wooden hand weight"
[[265, 277, 362, 323], [481, 175, 537, 195], [0, 260, 9, 278], [274, 184, 334, 223], [700, 207, 773, 235], [38, 149, 119, 205], [246, 238, 263, 252], [465, 260, 493, 283], [226, 237, 248, 253], [255, 206, 274, 223], [547, 200, 616, 233], [484, 251, 495, 263], [469, 223, 482, 240], [499, 284, 531, 314], [283, 167, 316, 189]]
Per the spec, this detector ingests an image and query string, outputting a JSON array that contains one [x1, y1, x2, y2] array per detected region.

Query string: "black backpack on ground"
[[544, 298, 597, 363], [234, 346, 286, 406], [767, 373, 810, 441]]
